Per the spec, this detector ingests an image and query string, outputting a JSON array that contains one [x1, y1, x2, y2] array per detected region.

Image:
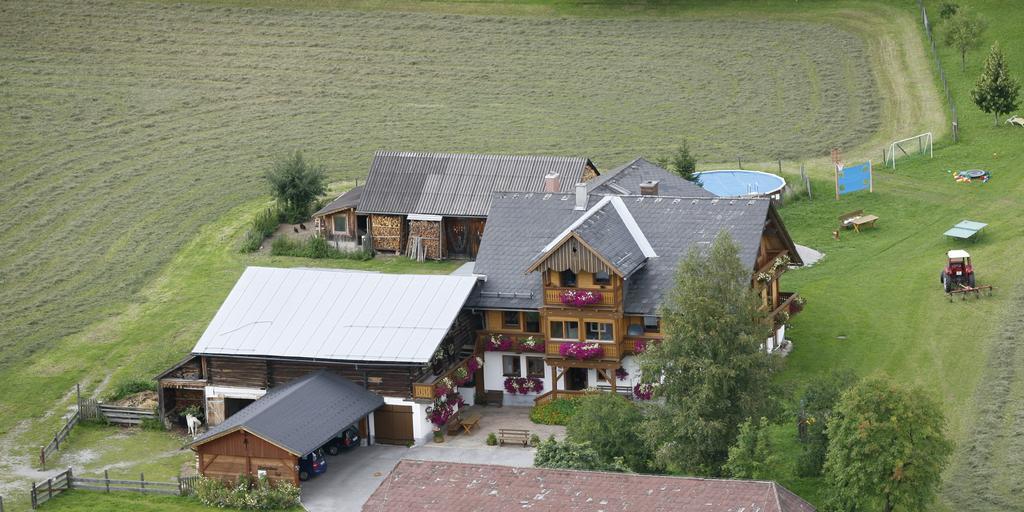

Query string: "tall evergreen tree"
[[639, 231, 775, 476], [971, 42, 1021, 125], [824, 377, 953, 512]]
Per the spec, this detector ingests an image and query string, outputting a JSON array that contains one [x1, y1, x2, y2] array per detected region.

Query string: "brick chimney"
[[640, 180, 659, 196], [543, 172, 561, 193], [575, 182, 588, 210]]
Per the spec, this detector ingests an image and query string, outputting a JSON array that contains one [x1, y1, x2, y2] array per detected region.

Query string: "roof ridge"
[[374, 149, 588, 162]]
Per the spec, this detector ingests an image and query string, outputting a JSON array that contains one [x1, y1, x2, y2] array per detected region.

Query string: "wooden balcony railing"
[[544, 339, 629, 361], [767, 291, 801, 328], [543, 287, 618, 307], [411, 353, 478, 401]]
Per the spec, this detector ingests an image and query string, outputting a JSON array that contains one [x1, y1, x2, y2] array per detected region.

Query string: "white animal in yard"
[[186, 414, 202, 437]]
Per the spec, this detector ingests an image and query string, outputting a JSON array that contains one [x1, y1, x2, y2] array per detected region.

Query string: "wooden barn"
[[356, 151, 599, 259], [158, 267, 482, 446], [311, 185, 364, 249], [190, 370, 383, 485]]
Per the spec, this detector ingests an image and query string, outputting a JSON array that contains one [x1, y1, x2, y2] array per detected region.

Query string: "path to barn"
[[301, 406, 560, 512]]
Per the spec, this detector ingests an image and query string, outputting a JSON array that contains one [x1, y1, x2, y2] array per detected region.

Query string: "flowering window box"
[[516, 336, 545, 353], [559, 289, 603, 307], [558, 341, 604, 360], [485, 334, 514, 352], [504, 376, 544, 395]]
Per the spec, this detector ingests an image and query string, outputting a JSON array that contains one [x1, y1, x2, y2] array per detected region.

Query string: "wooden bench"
[[838, 209, 879, 233], [498, 428, 530, 447], [460, 413, 481, 434]]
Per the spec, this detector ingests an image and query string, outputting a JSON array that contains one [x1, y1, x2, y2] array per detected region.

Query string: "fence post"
[[39, 446, 45, 471], [54, 433, 59, 451], [140, 472, 145, 491], [178, 476, 183, 496], [30, 482, 37, 509], [47, 479, 52, 500], [104, 469, 110, 493], [67, 467, 73, 490], [777, 160, 782, 174]]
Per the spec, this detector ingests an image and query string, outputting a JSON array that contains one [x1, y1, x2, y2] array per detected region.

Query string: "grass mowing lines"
[[0, 0, 885, 394]]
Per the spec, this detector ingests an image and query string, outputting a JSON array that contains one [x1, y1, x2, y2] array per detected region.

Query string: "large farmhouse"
[[158, 156, 802, 484], [313, 151, 599, 259]]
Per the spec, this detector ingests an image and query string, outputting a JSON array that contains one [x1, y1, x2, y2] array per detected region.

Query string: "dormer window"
[[644, 316, 661, 333], [560, 270, 577, 287], [594, 271, 611, 285]]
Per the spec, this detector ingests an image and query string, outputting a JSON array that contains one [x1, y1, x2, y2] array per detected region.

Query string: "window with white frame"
[[585, 321, 614, 341]]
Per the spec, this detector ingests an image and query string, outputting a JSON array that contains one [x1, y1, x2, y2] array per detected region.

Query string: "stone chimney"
[[575, 182, 588, 210], [543, 172, 561, 193], [640, 180, 660, 196]]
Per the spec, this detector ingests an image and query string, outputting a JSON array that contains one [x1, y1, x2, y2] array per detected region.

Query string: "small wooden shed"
[[190, 370, 384, 485]]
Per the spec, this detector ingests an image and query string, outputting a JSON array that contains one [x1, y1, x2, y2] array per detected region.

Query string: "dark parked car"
[[322, 424, 361, 456], [298, 449, 327, 481]]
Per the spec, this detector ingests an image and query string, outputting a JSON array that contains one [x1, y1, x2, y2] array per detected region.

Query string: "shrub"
[[567, 393, 651, 472], [140, 416, 165, 431], [270, 236, 372, 260], [724, 417, 776, 479], [530, 398, 582, 425], [179, 404, 205, 422], [529, 433, 541, 447], [240, 208, 281, 253], [196, 476, 300, 510], [106, 377, 155, 401], [534, 438, 629, 472], [486, 432, 497, 446]]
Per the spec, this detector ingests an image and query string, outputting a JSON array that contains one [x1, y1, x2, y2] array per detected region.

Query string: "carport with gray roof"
[[191, 370, 384, 457]]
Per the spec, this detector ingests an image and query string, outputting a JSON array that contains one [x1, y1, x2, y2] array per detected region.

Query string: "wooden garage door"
[[373, 404, 413, 445]]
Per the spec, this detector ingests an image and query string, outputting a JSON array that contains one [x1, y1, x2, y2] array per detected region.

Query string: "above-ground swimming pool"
[[694, 170, 787, 198]]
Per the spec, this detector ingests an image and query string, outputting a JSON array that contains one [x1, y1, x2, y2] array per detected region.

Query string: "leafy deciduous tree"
[[640, 231, 776, 476], [724, 417, 777, 479], [944, 9, 986, 72], [566, 393, 651, 472], [266, 151, 327, 223], [794, 369, 857, 477], [971, 42, 1021, 126], [823, 377, 953, 512]]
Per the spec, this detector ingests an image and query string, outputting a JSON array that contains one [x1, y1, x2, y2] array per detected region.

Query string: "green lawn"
[[39, 490, 300, 512]]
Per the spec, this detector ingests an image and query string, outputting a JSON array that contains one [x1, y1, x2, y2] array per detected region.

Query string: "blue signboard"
[[836, 161, 872, 198]]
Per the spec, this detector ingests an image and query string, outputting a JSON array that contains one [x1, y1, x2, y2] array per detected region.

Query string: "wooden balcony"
[[767, 291, 801, 328], [543, 287, 618, 308], [411, 353, 479, 401], [544, 339, 629, 362]]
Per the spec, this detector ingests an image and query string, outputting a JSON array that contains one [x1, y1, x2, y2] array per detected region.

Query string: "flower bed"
[[504, 376, 544, 395], [558, 341, 604, 360], [559, 289, 603, 307]]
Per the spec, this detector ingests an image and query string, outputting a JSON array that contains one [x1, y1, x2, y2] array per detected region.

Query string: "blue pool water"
[[694, 170, 787, 197]]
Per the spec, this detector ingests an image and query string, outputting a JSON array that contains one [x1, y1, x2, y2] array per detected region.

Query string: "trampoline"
[[693, 170, 787, 198]]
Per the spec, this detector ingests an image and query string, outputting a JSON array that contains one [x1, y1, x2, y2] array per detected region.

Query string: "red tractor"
[[940, 249, 975, 293]]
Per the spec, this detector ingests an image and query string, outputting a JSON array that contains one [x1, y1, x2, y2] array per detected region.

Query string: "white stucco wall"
[[483, 352, 553, 406]]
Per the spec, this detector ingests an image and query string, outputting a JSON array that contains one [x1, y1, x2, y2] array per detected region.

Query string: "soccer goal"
[[885, 132, 933, 169]]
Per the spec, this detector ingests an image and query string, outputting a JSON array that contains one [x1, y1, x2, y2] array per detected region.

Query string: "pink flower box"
[[559, 289, 603, 307], [504, 376, 544, 395], [485, 334, 513, 351], [558, 342, 604, 360]]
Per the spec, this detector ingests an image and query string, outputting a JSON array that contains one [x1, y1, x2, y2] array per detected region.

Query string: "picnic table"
[[459, 413, 481, 434], [838, 209, 879, 233], [944, 220, 987, 242]]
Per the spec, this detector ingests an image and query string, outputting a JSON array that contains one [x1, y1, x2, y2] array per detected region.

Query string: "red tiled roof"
[[363, 460, 816, 512]]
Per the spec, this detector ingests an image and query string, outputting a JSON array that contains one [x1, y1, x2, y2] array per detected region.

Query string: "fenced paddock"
[[30, 468, 200, 509]]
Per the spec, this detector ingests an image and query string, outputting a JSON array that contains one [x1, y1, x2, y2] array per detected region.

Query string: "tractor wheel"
[[968, 274, 976, 288], [943, 275, 952, 293], [940, 271, 945, 284]]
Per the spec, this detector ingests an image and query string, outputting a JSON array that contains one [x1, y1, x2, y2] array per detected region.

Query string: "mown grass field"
[[1, 0, 1011, 510]]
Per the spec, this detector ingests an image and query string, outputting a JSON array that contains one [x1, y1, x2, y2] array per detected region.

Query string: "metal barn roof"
[[191, 267, 478, 363], [191, 370, 383, 456], [356, 150, 594, 217]]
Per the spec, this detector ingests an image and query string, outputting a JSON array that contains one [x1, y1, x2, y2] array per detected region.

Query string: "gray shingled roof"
[[470, 193, 783, 315], [313, 186, 363, 217], [191, 370, 383, 456], [588, 158, 714, 197], [357, 151, 594, 217]]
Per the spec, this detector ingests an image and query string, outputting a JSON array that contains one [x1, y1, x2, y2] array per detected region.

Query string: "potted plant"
[[433, 426, 445, 443]]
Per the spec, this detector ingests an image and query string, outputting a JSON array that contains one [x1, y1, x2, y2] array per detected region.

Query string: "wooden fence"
[[97, 404, 157, 426], [39, 411, 80, 471], [918, 0, 959, 142], [31, 469, 200, 508]]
